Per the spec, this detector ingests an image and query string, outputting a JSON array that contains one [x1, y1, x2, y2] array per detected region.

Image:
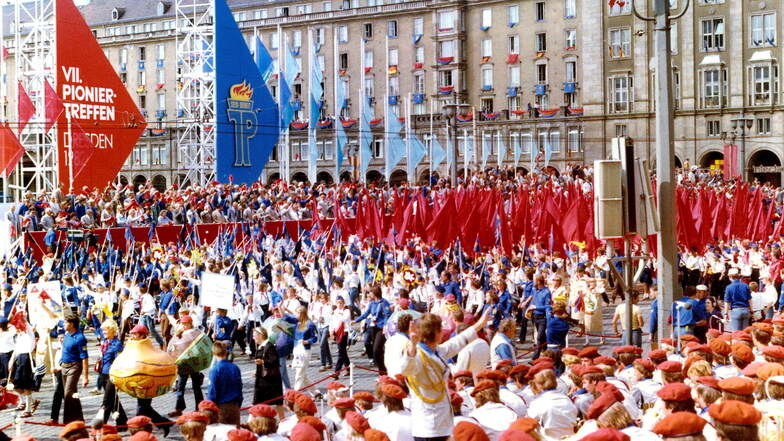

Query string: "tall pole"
[[447, 118, 456, 186], [739, 110, 747, 182]]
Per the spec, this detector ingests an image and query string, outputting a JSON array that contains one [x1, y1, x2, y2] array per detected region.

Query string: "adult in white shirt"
[[467, 381, 518, 441], [527, 367, 579, 440], [384, 312, 413, 377], [329, 297, 353, 373], [139, 287, 164, 347], [451, 323, 491, 375]]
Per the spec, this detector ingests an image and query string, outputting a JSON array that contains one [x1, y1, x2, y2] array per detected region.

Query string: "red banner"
[[56, 0, 147, 190]]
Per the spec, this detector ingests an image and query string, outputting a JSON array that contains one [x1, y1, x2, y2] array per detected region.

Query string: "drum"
[[175, 333, 213, 376], [109, 337, 177, 399]]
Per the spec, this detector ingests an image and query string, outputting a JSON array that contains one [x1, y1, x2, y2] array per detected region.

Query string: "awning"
[[699, 54, 722, 66], [750, 50, 773, 62]]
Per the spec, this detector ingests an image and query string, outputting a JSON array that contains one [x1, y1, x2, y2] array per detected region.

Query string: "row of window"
[[706, 117, 772, 137], [129, 144, 169, 167], [479, 0, 578, 27]]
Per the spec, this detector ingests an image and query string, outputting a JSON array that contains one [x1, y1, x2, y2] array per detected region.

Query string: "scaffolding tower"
[[175, 0, 216, 187], [12, 0, 57, 199]]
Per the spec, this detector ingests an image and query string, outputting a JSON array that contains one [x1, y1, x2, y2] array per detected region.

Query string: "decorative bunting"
[[568, 107, 584, 116], [437, 56, 454, 65], [539, 108, 559, 118], [369, 117, 383, 128], [438, 85, 454, 95], [506, 53, 519, 64], [456, 112, 473, 122], [482, 112, 499, 120], [290, 120, 309, 130], [317, 118, 334, 129], [341, 119, 358, 128]]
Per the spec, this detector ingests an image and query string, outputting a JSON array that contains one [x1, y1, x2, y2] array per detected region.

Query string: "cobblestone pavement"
[[3, 299, 652, 440]]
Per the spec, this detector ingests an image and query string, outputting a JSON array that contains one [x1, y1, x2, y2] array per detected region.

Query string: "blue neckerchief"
[[418, 341, 448, 367]]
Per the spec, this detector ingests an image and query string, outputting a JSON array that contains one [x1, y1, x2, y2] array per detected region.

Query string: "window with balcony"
[[157, 69, 165, 85], [481, 39, 492, 58], [609, 28, 631, 58], [388, 48, 398, 66], [318, 140, 334, 160], [508, 35, 520, 54], [414, 17, 424, 36], [550, 129, 560, 153], [120, 48, 128, 66], [152, 144, 167, 165], [608, 74, 633, 113], [373, 137, 383, 158], [509, 65, 520, 86], [276, 7, 289, 17], [481, 9, 492, 29], [439, 40, 455, 59], [701, 68, 727, 108], [508, 5, 519, 26], [389, 76, 399, 96], [481, 66, 493, 90], [364, 50, 373, 68], [414, 73, 425, 94], [481, 98, 493, 113], [751, 13, 776, 47], [364, 77, 374, 97], [536, 33, 547, 52], [439, 70, 453, 87], [608, 0, 631, 16], [323, 2, 332, 11], [701, 18, 724, 51], [749, 64, 777, 105], [670, 22, 678, 53], [535, 1, 545, 21], [707, 120, 721, 137], [757, 117, 771, 135], [438, 10, 456, 32], [338, 25, 348, 43], [508, 96, 521, 117], [339, 53, 349, 70], [537, 64, 547, 83], [415, 46, 425, 64], [565, 0, 576, 18], [565, 29, 576, 49]]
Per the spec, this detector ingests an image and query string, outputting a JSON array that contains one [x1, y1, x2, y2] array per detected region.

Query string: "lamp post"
[[440, 103, 472, 186], [730, 110, 754, 181]]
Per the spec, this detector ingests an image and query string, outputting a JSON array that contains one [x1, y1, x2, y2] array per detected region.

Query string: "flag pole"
[[358, 37, 365, 184], [67, 114, 73, 194], [333, 27, 340, 182], [406, 92, 412, 185], [429, 99, 433, 183], [384, 34, 390, 183], [277, 24, 285, 181]]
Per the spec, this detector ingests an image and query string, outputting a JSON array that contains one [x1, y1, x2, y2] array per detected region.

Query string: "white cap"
[[696, 284, 708, 291], [728, 268, 740, 276]]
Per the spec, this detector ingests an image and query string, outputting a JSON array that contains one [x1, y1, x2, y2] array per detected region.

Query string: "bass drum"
[[175, 333, 213, 376]]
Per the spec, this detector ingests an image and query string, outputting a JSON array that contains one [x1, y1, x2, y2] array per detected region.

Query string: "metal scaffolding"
[[12, 0, 57, 199], [175, 0, 216, 187]]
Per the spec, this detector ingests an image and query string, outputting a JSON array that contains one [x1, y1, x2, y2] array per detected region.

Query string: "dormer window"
[[157, 2, 171, 16], [112, 8, 125, 21]]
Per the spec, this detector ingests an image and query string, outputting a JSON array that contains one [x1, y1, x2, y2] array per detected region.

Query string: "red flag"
[[498, 198, 513, 255], [426, 192, 458, 249], [17, 82, 35, 135], [0, 123, 25, 178], [44, 79, 64, 133], [2, 47, 8, 60], [70, 122, 96, 178]]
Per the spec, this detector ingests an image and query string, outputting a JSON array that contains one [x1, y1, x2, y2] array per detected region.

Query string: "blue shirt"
[[531, 287, 552, 316], [101, 338, 123, 374], [693, 298, 708, 323], [354, 299, 391, 328], [214, 315, 235, 341], [494, 334, 516, 364], [674, 297, 697, 326], [438, 281, 462, 305], [159, 290, 173, 312], [207, 359, 243, 405], [61, 330, 88, 364], [546, 316, 570, 346], [649, 298, 658, 334], [498, 290, 513, 318], [293, 321, 318, 349], [724, 280, 751, 309]]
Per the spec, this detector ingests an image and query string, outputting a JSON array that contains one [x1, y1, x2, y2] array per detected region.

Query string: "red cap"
[[345, 411, 370, 434], [509, 364, 529, 376], [377, 376, 402, 388], [694, 376, 720, 389], [130, 324, 149, 335], [679, 334, 699, 343], [656, 382, 691, 402], [476, 370, 507, 382], [742, 361, 766, 377], [453, 370, 474, 379], [596, 382, 624, 402], [470, 380, 498, 397], [380, 384, 407, 399], [352, 391, 377, 402], [127, 415, 152, 428], [495, 359, 513, 369], [176, 412, 209, 425], [562, 347, 579, 356], [450, 390, 463, 406], [128, 432, 158, 441], [753, 322, 774, 334], [578, 347, 600, 358], [327, 381, 347, 391], [661, 338, 675, 346], [508, 418, 538, 434], [248, 404, 277, 418], [290, 423, 322, 441], [657, 361, 683, 373], [652, 412, 707, 437], [634, 359, 655, 371], [613, 345, 636, 354], [284, 390, 301, 403], [731, 342, 755, 364], [648, 349, 667, 360], [198, 400, 220, 414], [452, 421, 491, 441], [593, 356, 616, 366], [578, 428, 630, 441], [179, 315, 193, 324], [708, 400, 762, 425], [299, 416, 327, 434], [718, 376, 755, 396], [295, 394, 318, 415], [586, 392, 619, 420], [364, 429, 391, 441], [498, 430, 535, 441], [580, 366, 604, 376], [757, 362, 784, 381], [525, 361, 555, 379], [709, 339, 731, 355], [227, 429, 257, 441], [762, 345, 784, 359], [58, 421, 86, 438], [333, 397, 356, 409]]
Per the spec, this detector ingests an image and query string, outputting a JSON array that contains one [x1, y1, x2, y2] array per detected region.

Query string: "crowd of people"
[[0, 165, 783, 441]]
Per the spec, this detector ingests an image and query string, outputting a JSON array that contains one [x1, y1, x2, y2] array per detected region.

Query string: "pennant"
[[431, 136, 446, 170], [0, 123, 25, 178], [17, 82, 35, 135], [44, 79, 65, 133], [70, 122, 96, 178]]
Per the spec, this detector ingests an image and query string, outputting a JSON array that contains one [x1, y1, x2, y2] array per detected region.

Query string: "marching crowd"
[[0, 165, 784, 441]]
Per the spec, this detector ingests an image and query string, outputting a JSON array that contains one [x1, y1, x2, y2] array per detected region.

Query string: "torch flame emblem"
[[229, 81, 253, 101]]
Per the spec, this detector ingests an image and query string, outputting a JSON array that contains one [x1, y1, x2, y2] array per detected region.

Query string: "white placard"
[[199, 272, 235, 310], [28, 281, 63, 330]]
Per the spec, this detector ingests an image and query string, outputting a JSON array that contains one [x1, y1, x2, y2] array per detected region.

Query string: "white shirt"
[[368, 409, 414, 441], [621, 425, 661, 441], [276, 415, 298, 437], [203, 424, 235, 441], [499, 387, 527, 417], [528, 390, 579, 440], [452, 337, 491, 375], [469, 402, 518, 441], [384, 332, 410, 377], [140, 293, 157, 315]]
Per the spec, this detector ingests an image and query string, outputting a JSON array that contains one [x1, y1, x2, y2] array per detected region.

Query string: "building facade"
[[2, 0, 784, 189]]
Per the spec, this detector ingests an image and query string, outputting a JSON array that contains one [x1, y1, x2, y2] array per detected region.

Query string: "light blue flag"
[[309, 44, 323, 182], [385, 106, 405, 179], [335, 82, 347, 178], [465, 132, 474, 165], [407, 131, 426, 178], [279, 76, 294, 129], [254, 37, 274, 82], [530, 136, 537, 169], [431, 136, 446, 171], [360, 100, 373, 179], [513, 135, 521, 166], [544, 135, 552, 167], [285, 46, 300, 86], [481, 135, 490, 168], [498, 134, 507, 166]]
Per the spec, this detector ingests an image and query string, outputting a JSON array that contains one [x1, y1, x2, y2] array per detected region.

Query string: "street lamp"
[[730, 110, 754, 181], [440, 103, 471, 186]]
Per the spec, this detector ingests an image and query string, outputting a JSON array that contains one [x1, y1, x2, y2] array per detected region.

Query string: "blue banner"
[[215, 0, 279, 184]]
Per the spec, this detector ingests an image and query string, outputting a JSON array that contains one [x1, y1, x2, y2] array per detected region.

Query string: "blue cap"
[[2, 284, 11, 291]]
